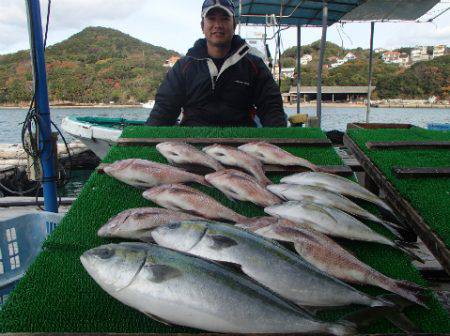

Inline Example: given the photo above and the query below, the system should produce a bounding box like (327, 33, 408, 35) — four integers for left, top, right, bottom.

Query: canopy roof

(341, 0, 440, 21)
(234, 0, 440, 26)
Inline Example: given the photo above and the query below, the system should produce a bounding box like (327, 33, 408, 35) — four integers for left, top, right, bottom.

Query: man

(146, 0, 287, 127)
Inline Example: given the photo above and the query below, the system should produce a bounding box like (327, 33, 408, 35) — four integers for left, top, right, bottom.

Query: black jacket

(146, 35, 287, 127)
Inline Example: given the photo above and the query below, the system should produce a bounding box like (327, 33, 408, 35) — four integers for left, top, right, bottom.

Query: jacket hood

(187, 35, 248, 59)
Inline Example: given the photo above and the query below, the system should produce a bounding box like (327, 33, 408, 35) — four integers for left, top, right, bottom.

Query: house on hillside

(301, 54, 313, 65)
(433, 45, 446, 59)
(399, 53, 410, 67)
(411, 46, 430, 63)
(382, 51, 401, 64)
(343, 52, 356, 61)
(163, 56, 180, 68)
(330, 59, 347, 68)
(281, 67, 295, 79)
(375, 48, 387, 54)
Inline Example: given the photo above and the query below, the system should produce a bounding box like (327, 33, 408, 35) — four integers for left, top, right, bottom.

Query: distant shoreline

(1, 102, 449, 109)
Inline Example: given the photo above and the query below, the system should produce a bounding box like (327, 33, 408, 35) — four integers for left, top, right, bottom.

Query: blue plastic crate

(427, 123, 450, 131)
(0, 211, 64, 307)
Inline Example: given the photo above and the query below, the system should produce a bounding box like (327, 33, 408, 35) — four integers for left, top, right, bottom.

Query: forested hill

(280, 41, 450, 100)
(0, 27, 179, 105)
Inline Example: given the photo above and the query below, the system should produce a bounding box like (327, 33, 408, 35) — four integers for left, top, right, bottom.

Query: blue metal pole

(25, 0, 58, 213)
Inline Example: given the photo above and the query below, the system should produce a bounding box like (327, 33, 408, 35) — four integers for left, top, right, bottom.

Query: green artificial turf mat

(347, 128, 450, 248)
(1, 126, 449, 333)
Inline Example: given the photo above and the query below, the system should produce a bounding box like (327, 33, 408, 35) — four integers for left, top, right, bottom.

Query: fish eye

(95, 248, 115, 259)
(168, 151, 179, 156)
(215, 152, 226, 157)
(167, 222, 181, 230)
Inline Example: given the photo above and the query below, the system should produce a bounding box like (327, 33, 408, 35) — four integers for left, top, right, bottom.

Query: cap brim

(202, 4, 234, 18)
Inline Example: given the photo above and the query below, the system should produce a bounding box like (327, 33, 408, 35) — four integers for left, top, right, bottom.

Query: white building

(343, 52, 356, 61)
(411, 46, 429, 63)
(433, 45, 446, 59)
(375, 48, 387, 54)
(300, 54, 313, 65)
(399, 53, 410, 67)
(280, 67, 295, 79)
(382, 51, 401, 64)
(330, 59, 347, 68)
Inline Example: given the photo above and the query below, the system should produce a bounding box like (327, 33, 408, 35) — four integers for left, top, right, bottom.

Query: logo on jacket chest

(234, 80, 250, 86)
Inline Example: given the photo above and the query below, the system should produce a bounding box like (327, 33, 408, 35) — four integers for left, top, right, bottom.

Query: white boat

(142, 100, 155, 109)
(61, 116, 145, 159)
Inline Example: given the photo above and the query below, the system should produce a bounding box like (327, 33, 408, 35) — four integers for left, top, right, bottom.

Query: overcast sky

(1, 0, 449, 57)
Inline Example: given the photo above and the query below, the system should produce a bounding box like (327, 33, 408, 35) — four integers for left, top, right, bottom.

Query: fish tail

(395, 241, 426, 263)
(386, 280, 428, 308)
(327, 322, 357, 336)
(372, 219, 404, 239)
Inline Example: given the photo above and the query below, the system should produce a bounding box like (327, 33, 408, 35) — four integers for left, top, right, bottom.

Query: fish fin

(388, 281, 428, 308)
(327, 321, 357, 336)
(342, 305, 421, 333)
(219, 187, 238, 203)
(386, 311, 423, 333)
(143, 311, 174, 326)
(208, 234, 238, 250)
(341, 305, 397, 328)
(375, 220, 404, 239)
(217, 260, 244, 274)
(144, 264, 182, 283)
(394, 241, 426, 263)
(197, 176, 212, 187)
(139, 233, 155, 244)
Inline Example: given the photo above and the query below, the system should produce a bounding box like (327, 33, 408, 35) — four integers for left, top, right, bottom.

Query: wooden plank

(347, 123, 413, 130)
(117, 138, 332, 147)
(393, 167, 450, 178)
(343, 134, 450, 276)
(96, 163, 353, 177)
(366, 141, 450, 150)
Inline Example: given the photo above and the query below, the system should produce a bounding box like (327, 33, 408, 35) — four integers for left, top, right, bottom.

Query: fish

(238, 141, 318, 171)
(267, 184, 403, 237)
(81, 242, 355, 335)
(151, 220, 392, 308)
(156, 142, 224, 171)
(265, 201, 423, 262)
(97, 207, 202, 239)
(142, 184, 247, 223)
(103, 159, 208, 188)
(205, 169, 282, 207)
(202, 144, 272, 186)
(236, 217, 426, 307)
(280, 172, 394, 214)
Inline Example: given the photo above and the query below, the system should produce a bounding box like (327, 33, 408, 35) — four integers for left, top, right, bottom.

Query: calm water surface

(0, 106, 449, 143)
(1, 106, 448, 197)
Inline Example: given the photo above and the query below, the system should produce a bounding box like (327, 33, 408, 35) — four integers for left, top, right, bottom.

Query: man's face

(202, 8, 235, 48)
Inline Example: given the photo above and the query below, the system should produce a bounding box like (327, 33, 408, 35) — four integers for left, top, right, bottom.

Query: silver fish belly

(81, 242, 354, 335)
(151, 220, 389, 308)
